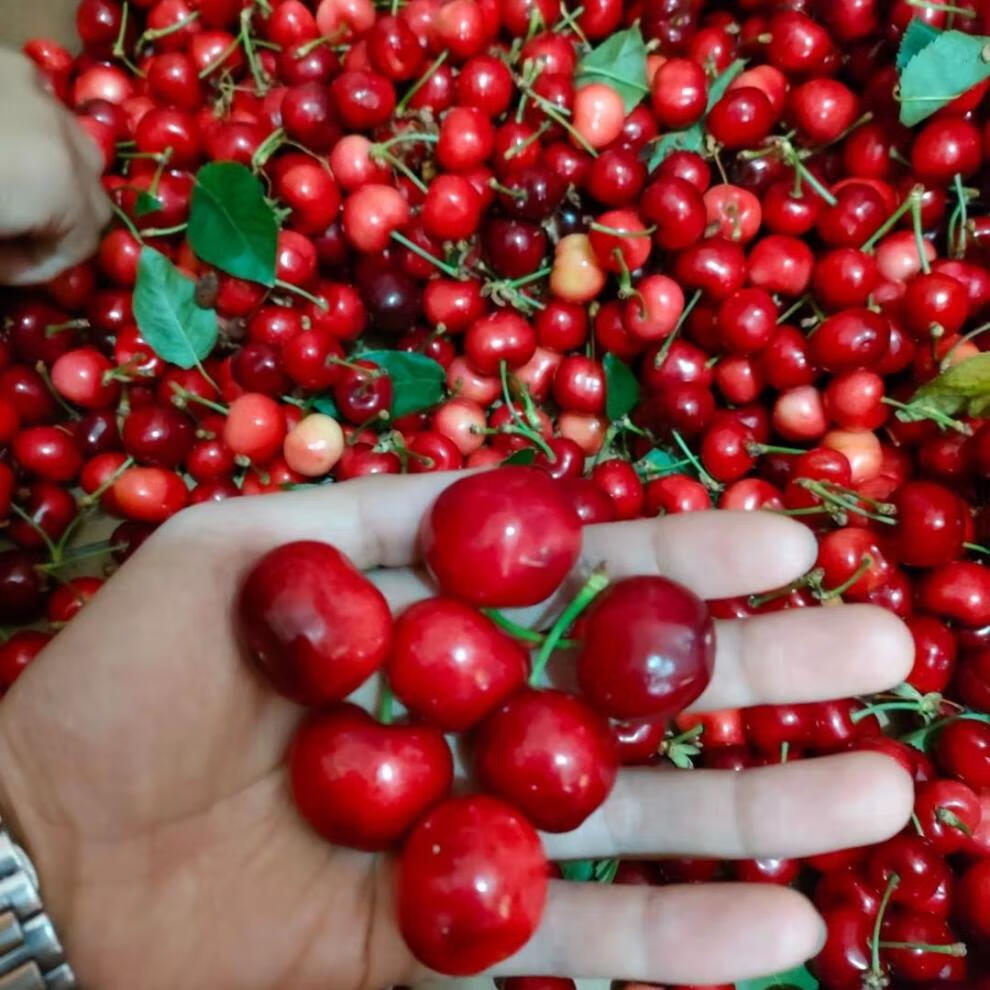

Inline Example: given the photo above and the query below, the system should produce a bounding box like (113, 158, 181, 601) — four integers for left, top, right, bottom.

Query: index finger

(183, 473, 818, 602)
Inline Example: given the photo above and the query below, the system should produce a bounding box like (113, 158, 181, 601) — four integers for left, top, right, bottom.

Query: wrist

(0, 732, 77, 988)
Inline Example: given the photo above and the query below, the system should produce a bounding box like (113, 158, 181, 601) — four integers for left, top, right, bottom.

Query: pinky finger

(490, 881, 825, 986)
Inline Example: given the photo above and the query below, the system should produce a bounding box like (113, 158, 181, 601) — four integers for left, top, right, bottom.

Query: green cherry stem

(390, 231, 461, 278)
(396, 52, 449, 114)
(819, 554, 873, 601)
(378, 680, 394, 725)
(482, 609, 579, 649)
(868, 874, 899, 981)
(529, 567, 609, 687)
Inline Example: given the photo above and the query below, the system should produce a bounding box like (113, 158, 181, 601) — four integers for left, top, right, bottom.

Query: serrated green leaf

(559, 860, 595, 882)
(898, 29, 990, 126)
(311, 394, 340, 418)
(574, 24, 649, 113)
(189, 162, 278, 286)
(645, 60, 745, 171)
(897, 19, 941, 70)
(132, 248, 217, 370)
(907, 352, 990, 418)
(134, 191, 163, 217)
(358, 349, 446, 419)
(736, 964, 819, 990)
(603, 352, 640, 422)
(501, 447, 538, 466)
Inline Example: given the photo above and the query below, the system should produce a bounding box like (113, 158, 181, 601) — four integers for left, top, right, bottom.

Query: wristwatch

(0, 825, 75, 989)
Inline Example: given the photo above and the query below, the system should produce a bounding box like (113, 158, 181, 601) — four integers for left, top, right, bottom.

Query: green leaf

(559, 860, 595, 882)
(736, 964, 819, 990)
(897, 19, 941, 70)
(603, 352, 640, 422)
(646, 128, 705, 171)
(574, 24, 649, 113)
(358, 350, 446, 419)
(635, 447, 681, 478)
(645, 59, 746, 171)
(706, 58, 747, 111)
(134, 191, 163, 217)
(904, 353, 990, 419)
(189, 162, 278, 286)
(501, 448, 538, 466)
(898, 29, 990, 126)
(593, 858, 619, 883)
(132, 248, 218, 370)
(311, 394, 340, 418)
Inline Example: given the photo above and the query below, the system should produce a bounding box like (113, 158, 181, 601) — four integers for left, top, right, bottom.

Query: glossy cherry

(577, 576, 715, 720)
(473, 688, 618, 832)
(397, 795, 548, 975)
(290, 703, 452, 851)
(236, 541, 392, 706)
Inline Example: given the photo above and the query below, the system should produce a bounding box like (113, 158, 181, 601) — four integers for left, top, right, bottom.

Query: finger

(543, 752, 913, 861)
(687, 604, 914, 712)
(581, 510, 818, 599)
(491, 881, 825, 984)
(174, 472, 466, 570)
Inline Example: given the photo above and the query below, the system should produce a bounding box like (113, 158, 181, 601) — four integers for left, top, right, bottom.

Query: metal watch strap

(0, 828, 75, 990)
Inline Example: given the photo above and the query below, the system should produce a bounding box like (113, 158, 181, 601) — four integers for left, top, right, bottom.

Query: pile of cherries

(237, 466, 715, 975)
(0, 0, 990, 985)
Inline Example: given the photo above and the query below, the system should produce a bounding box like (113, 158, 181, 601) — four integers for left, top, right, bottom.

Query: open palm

(0, 473, 916, 989)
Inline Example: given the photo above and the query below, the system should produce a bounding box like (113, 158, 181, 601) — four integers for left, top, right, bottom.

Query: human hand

(0, 49, 110, 285)
(0, 473, 915, 988)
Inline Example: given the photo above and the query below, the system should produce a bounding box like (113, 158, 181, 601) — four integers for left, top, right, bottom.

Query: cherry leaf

(603, 352, 640, 422)
(132, 247, 218, 370)
(635, 447, 681, 478)
(311, 394, 340, 418)
(501, 448, 538, 466)
(736, 965, 819, 990)
(898, 29, 990, 126)
(559, 859, 595, 882)
(897, 19, 941, 70)
(902, 353, 990, 419)
(189, 162, 278, 286)
(645, 59, 746, 171)
(134, 191, 163, 217)
(574, 24, 649, 113)
(358, 349, 446, 419)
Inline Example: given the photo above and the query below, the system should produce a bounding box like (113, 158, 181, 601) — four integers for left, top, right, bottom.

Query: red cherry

(387, 597, 529, 731)
(893, 481, 967, 568)
(880, 910, 966, 983)
(420, 467, 581, 608)
(474, 688, 618, 832)
(913, 778, 982, 856)
(934, 718, 990, 789)
(397, 795, 548, 975)
(236, 541, 391, 706)
(814, 907, 872, 988)
(957, 859, 990, 939)
(0, 630, 51, 688)
(866, 835, 946, 907)
(918, 561, 990, 627)
(289, 703, 452, 851)
(577, 576, 715, 720)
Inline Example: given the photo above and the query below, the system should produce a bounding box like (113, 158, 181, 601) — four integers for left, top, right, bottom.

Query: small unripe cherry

(341, 184, 410, 252)
(572, 83, 625, 149)
(223, 393, 285, 464)
(823, 428, 882, 484)
(432, 398, 486, 456)
(558, 411, 606, 454)
(551, 234, 606, 303)
(283, 413, 345, 477)
(773, 385, 827, 442)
